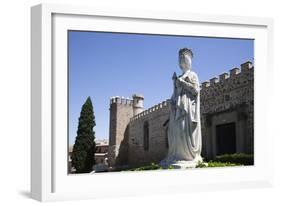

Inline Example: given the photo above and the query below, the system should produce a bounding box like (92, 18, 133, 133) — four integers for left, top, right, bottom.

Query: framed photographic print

(31, 3, 274, 201)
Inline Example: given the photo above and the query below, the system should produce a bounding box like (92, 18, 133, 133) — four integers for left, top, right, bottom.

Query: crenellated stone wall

(128, 100, 171, 167)
(200, 61, 254, 159)
(200, 61, 253, 114)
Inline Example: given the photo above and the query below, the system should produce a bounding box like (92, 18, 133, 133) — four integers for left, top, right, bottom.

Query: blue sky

(68, 31, 254, 145)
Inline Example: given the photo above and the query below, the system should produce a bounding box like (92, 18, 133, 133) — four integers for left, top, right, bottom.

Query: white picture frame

(31, 3, 274, 202)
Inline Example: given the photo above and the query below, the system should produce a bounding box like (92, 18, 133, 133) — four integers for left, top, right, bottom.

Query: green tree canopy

(71, 97, 96, 173)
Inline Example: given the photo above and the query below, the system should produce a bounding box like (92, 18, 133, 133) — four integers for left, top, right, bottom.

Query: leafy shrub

(214, 153, 254, 165)
(167, 165, 174, 169)
(127, 162, 179, 171)
(129, 163, 163, 171)
(196, 161, 240, 168)
(124, 154, 253, 172)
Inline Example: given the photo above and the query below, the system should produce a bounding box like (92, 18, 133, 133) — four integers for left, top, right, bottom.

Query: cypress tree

(71, 97, 96, 173)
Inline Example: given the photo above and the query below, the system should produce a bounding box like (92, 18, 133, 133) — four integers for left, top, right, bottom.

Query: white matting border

(31, 3, 274, 201)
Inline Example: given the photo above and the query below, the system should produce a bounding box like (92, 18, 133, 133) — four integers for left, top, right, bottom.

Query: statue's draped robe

(166, 70, 202, 162)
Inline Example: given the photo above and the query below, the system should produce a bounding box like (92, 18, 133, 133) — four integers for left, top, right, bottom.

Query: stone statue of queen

(161, 48, 203, 168)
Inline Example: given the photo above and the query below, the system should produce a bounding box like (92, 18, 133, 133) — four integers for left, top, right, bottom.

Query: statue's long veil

(164, 71, 202, 164)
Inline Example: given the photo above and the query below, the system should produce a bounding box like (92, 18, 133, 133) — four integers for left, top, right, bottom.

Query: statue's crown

(179, 48, 193, 58)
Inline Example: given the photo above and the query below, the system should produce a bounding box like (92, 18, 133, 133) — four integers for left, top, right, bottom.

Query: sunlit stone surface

(160, 48, 202, 169)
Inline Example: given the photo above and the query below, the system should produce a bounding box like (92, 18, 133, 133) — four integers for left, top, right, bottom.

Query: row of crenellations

(130, 99, 171, 122)
(110, 96, 134, 105)
(200, 61, 253, 89)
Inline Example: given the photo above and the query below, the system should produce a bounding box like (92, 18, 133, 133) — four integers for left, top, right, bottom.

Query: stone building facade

(95, 144, 108, 164)
(108, 61, 254, 169)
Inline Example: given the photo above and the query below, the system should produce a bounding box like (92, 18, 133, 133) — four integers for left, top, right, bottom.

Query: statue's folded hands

(177, 79, 198, 96)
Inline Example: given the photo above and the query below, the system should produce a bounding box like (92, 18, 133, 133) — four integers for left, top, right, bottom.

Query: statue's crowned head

(179, 48, 193, 73)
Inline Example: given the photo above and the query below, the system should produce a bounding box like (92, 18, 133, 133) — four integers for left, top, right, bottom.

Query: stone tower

(132, 94, 144, 116)
(108, 95, 144, 168)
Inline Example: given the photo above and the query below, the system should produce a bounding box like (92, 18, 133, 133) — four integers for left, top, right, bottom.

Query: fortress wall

(200, 61, 254, 158)
(128, 100, 170, 167)
(200, 61, 254, 114)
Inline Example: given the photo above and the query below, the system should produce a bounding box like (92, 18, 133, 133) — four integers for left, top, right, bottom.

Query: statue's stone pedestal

(160, 160, 198, 169)
(160, 155, 204, 169)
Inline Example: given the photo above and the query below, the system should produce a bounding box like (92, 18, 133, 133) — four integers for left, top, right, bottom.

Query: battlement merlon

(241, 61, 253, 72)
(200, 61, 253, 89)
(210, 77, 219, 85)
(219, 73, 229, 81)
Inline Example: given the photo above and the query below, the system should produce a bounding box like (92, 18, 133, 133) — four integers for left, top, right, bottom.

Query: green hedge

(124, 153, 253, 171)
(196, 161, 240, 168)
(129, 163, 162, 171)
(127, 163, 174, 171)
(128, 161, 240, 170)
(214, 153, 254, 165)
